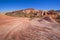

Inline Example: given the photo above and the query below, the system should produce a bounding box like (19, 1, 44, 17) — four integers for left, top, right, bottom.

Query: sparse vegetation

(56, 15, 60, 19)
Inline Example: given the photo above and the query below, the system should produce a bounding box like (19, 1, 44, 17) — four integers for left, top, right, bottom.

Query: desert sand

(0, 14, 60, 40)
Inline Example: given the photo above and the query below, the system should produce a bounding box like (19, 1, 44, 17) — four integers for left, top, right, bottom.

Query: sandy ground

(0, 14, 60, 40)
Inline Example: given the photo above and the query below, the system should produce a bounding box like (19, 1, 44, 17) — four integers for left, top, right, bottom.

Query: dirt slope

(0, 14, 60, 40)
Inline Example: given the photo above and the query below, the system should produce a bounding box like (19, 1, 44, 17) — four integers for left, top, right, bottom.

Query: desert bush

(56, 15, 60, 19)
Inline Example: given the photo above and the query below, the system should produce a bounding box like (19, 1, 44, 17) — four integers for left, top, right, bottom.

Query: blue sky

(0, 0, 60, 12)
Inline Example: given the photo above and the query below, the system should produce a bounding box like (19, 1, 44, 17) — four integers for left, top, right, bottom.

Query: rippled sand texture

(0, 14, 60, 40)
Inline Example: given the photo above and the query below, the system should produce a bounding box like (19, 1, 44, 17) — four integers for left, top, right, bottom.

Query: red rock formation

(0, 14, 60, 40)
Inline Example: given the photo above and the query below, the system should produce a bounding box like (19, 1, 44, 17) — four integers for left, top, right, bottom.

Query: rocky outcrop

(5, 8, 59, 19)
(5, 8, 60, 23)
(5, 8, 43, 18)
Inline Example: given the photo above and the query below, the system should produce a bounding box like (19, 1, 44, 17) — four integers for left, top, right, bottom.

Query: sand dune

(0, 14, 60, 40)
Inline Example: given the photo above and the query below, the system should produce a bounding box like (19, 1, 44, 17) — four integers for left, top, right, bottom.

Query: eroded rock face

(0, 15, 60, 40)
